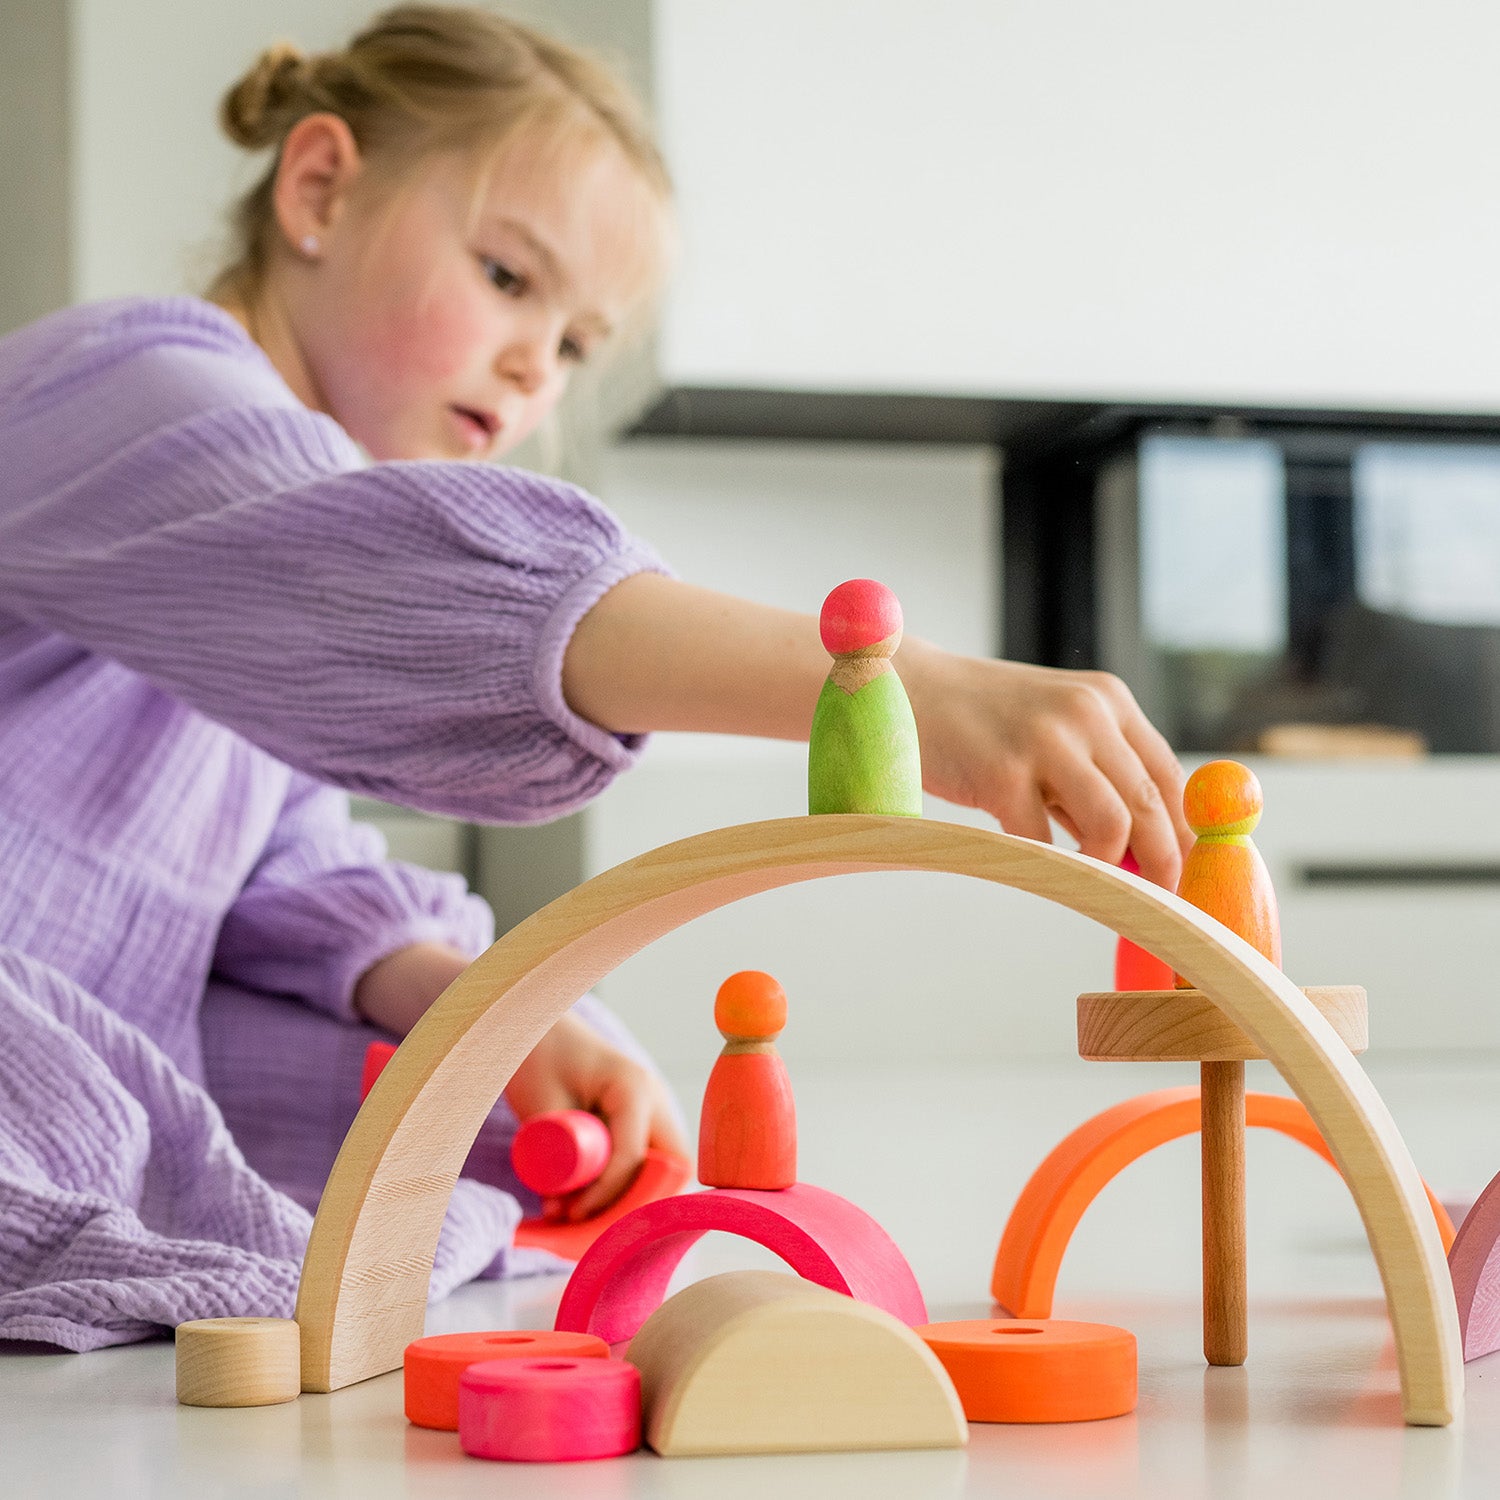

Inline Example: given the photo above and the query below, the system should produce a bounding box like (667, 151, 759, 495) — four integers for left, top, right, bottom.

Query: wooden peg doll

(698, 970, 797, 1190)
(808, 579, 922, 817)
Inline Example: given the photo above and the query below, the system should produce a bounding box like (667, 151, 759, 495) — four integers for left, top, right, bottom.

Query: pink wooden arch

(553, 1182, 926, 1345)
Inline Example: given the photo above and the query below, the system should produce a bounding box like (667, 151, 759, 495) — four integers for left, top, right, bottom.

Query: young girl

(0, 5, 1188, 1350)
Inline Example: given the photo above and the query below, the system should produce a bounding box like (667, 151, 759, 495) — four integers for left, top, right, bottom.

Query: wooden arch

(294, 815, 1461, 1425)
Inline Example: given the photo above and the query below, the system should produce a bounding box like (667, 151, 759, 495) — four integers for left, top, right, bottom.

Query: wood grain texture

(1201, 1060, 1248, 1366)
(625, 1270, 966, 1455)
(293, 815, 1460, 1425)
(175, 1317, 300, 1408)
(1077, 986, 1369, 1061)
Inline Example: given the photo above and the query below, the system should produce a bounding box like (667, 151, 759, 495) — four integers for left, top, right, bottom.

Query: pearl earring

(300, 234, 320, 257)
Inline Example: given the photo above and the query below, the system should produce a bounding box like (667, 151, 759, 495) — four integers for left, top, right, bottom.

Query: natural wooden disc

(176, 1317, 301, 1408)
(1077, 986, 1367, 1062)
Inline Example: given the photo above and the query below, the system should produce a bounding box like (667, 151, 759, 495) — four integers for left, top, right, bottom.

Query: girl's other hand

(503, 1011, 688, 1220)
(900, 641, 1192, 891)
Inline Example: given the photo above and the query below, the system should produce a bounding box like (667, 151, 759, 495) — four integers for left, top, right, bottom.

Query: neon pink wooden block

(359, 1040, 398, 1102)
(512, 1109, 612, 1198)
(553, 1181, 927, 1346)
(458, 1356, 641, 1462)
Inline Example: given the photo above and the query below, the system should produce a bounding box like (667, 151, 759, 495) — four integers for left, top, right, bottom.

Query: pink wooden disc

(512, 1110, 612, 1197)
(459, 1356, 642, 1462)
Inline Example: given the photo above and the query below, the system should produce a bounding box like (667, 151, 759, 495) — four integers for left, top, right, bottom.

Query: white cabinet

(651, 1, 1500, 412)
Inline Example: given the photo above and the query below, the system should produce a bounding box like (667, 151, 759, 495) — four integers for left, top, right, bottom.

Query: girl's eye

(481, 257, 523, 294)
(559, 335, 588, 364)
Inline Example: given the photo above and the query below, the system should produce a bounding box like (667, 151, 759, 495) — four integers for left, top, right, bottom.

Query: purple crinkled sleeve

(0, 297, 672, 825)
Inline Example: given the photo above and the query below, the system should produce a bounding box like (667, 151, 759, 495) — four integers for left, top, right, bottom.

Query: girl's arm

(562, 572, 1192, 891)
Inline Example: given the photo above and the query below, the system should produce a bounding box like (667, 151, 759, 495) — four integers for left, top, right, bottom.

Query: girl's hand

(503, 1010, 688, 1220)
(354, 943, 687, 1219)
(899, 640, 1193, 891)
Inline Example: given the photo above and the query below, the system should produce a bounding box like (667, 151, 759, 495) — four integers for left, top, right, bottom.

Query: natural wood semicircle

(293, 814, 1462, 1426)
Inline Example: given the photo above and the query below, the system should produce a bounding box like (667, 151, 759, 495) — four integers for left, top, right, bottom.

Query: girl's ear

(271, 112, 363, 257)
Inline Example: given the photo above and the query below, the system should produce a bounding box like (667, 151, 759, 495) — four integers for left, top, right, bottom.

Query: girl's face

(282, 131, 652, 462)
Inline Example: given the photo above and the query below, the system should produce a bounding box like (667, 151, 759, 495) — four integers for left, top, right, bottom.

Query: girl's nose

(497, 321, 562, 395)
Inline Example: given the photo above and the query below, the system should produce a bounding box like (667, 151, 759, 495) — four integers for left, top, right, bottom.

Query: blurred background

(7, 0, 1500, 1078)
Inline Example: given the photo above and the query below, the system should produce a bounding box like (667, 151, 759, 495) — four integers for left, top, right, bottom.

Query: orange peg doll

(1174, 759, 1280, 985)
(697, 971, 797, 1191)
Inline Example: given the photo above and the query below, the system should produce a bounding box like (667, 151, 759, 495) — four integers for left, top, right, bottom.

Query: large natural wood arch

(294, 815, 1461, 1425)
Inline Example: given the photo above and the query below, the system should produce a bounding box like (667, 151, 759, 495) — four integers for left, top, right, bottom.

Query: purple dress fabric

(0, 297, 668, 1349)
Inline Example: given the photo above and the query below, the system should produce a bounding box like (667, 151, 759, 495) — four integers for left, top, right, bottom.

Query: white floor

(7, 1057, 1500, 1499)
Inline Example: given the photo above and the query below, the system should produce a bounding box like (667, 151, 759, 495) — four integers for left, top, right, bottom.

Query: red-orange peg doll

(1173, 760, 1281, 986)
(697, 971, 797, 1191)
(1114, 850, 1176, 990)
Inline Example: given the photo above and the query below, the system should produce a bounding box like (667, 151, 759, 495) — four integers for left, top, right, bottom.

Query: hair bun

(220, 41, 310, 149)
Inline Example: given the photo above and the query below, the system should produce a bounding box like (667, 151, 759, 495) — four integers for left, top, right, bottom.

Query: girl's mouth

(451, 406, 500, 451)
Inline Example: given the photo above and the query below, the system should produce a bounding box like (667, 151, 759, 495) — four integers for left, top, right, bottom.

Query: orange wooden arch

(292, 815, 1461, 1425)
(991, 1085, 1456, 1319)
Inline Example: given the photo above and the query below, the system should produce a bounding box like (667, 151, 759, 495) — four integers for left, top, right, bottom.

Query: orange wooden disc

(916, 1319, 1136, 1423)
(404, 1329, 609, 1430)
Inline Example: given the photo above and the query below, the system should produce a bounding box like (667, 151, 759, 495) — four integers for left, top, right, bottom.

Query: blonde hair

(209, 4, 672, 312)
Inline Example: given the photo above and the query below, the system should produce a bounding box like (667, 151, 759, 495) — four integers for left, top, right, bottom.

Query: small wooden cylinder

(1201, 1061, 1247, 1367)
(176, 1317, 301, 1407)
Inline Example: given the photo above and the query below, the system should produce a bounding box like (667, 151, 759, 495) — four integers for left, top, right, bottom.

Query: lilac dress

(0, 297, 667, 1349)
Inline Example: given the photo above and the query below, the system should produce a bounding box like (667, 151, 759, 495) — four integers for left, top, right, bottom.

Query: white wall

(655, 0, 1500, 412)
(69, 0, 378, 301)
(67, 2, 1500, 414)
(65, 0, 641, 301)
(596, 438, 999, 648)
(0, 0, 70, 334)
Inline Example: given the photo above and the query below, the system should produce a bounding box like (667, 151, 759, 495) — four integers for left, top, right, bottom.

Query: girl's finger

(1084, 730, 1183, 890)
(1093, 678, 1191, 854)
(568, 1075, 652, 1220)
(1040, 753, 1133, 870)
(984, 778, 1054, 845)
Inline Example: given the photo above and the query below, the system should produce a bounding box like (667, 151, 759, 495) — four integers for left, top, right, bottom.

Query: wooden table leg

(1201, 1059, 1247, 1366)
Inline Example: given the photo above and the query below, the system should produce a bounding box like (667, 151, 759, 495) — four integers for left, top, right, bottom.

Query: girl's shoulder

(0, 296, 279, 413)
